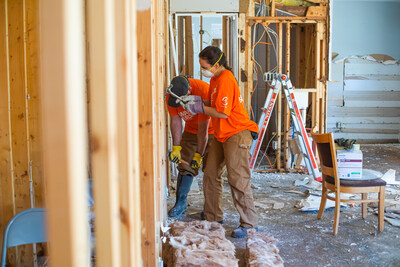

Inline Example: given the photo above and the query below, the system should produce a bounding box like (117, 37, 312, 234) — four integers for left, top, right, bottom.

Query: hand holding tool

(177, 95, 204, 114)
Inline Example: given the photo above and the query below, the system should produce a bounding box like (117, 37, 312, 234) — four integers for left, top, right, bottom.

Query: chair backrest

(1, 208, 47, 266)
(310, 131, 340, 186)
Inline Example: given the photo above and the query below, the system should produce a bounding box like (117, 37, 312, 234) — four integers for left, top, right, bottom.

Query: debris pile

(163, 221, 238, 267)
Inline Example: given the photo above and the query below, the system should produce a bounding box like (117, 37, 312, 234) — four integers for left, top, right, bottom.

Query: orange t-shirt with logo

(166, 78, 213, 135)
(208, 70, 258, 142)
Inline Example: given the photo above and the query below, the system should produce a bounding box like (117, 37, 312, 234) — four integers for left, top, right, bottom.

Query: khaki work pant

(203, 129, 258, 228)
(178, 131, 215, 176)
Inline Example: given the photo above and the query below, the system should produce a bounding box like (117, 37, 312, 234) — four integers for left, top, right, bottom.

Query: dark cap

(167, 76, 190, 107)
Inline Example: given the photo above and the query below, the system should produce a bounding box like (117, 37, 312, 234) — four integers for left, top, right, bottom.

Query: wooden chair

(311, 131, 386, 235)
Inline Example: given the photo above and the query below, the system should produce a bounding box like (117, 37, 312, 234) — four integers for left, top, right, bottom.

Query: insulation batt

(246, 229, 284, 267)
(163, 221, 238, 267)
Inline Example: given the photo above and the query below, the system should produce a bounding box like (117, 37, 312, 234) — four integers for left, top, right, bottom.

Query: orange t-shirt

(166, 78, 213, 135)
(208, 70, 258, 142)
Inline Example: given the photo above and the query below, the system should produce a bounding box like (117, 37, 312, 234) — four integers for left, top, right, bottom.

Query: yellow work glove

(191, 152, 203, 170)
(168, 145, 182, 163)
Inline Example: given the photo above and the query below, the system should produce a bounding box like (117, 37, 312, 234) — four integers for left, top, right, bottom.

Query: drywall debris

(294, 177, 309, 186)
(363, 54, 397, 65)
(252, 183, 262, 189)
(246, 229, 284, 267)
(381, 169, 400, 185)
(293, 177, 322, 191)
(273, 202, 285, 210)
(163, 221, 238, 267)
(296, 195, 346, 212)
(384, 212, 400, 228)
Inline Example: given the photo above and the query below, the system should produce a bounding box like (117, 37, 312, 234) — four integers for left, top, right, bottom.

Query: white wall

(328, 0, 400, 142)
(332, 0, 400, 60)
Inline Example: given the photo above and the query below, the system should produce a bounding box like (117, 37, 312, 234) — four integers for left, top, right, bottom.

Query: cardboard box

(336, 149, 363, 179)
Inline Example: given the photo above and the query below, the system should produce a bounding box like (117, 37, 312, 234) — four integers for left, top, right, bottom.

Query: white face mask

(201, 69, 214, 78)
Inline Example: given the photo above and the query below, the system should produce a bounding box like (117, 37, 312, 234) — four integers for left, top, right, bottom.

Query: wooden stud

(247, 17, 324, 24)
(87, 0, 124, 265)
(178, 16, 184, 74)
(87, 0, 143, 266)
(283, 23, 290, 170)
(7, 0, 32, 263)
(137, 2, 157, 266)
(238, 13, 247, 100)
(0, 0, 16, 264)
(184, 16, 193, 76)
(40, 0, 89, 265)
(222, 16, 228, 61)
(271, 0, 276, 17)
(245, 0, 254, 116)
(276, 23, 282, 171)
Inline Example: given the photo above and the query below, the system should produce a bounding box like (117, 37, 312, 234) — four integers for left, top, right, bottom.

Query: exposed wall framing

(0, 0, 44, 265)
(246, 0, 329, 172)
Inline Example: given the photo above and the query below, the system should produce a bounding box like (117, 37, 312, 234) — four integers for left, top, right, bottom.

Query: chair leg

(361, 193, 367, 219)
(333, 193, 341, 235)
(318, 187, 327, 219)
(378, 186, 385, 232)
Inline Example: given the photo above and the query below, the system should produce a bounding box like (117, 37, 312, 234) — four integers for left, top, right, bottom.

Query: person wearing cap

(166, 76, 217, 218)
(177, 46, 259, 238)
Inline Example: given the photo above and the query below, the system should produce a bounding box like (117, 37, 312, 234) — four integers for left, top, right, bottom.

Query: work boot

(231, 226, 258, 238)
(168, 174, 193, 218)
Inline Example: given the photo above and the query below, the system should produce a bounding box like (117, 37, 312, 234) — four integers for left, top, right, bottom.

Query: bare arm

(170, 115, 183, 145)
(203, 106, 228, 119)
(196, 119, 210, 155)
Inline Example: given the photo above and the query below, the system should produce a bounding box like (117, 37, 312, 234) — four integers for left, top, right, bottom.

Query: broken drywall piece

(363, 54, 397, 65)
(294, 177, 309, 186)
(296, 195, 346, 212)
(285, 190, 306, 195)
(381, 169, 400, 185)
(384, 217, 400, 228)
(332, 52, 339, 61)
(251, 183, 262, 189)
(246, 229, 284, 267)
(255, 201, 272, 210)
(273, 202, 285, 210)
(293, 177, 322, 191)
(333, 54, 399, 65)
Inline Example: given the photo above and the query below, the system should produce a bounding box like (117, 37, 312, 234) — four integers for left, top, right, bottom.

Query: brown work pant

(203, 129, 258, 228)
(178, 131, 214, 176)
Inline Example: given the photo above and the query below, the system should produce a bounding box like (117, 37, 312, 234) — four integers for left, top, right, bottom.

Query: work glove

(191, 152, 203, 170)
(168, 145, 182, 163)
(177, 95, 204, 115)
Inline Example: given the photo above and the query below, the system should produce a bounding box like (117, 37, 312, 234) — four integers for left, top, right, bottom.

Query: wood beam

(184, 16, 193, 76)
(8, 0, 32, 263)
(276, 23, 283, 171)
(284, 23, 291, 170)
(40, 0, 89, 266)
(137, 0, 158, 265)
(0, 0, 16, 264)
(247, 17, 324, 24)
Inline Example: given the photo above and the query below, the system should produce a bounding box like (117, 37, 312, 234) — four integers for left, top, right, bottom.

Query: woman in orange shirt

(179, 46, 259, 238)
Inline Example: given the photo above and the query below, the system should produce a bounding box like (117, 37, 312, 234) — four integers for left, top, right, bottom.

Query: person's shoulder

(190, 78, 209, 87)
(190, 78, 209, 93)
